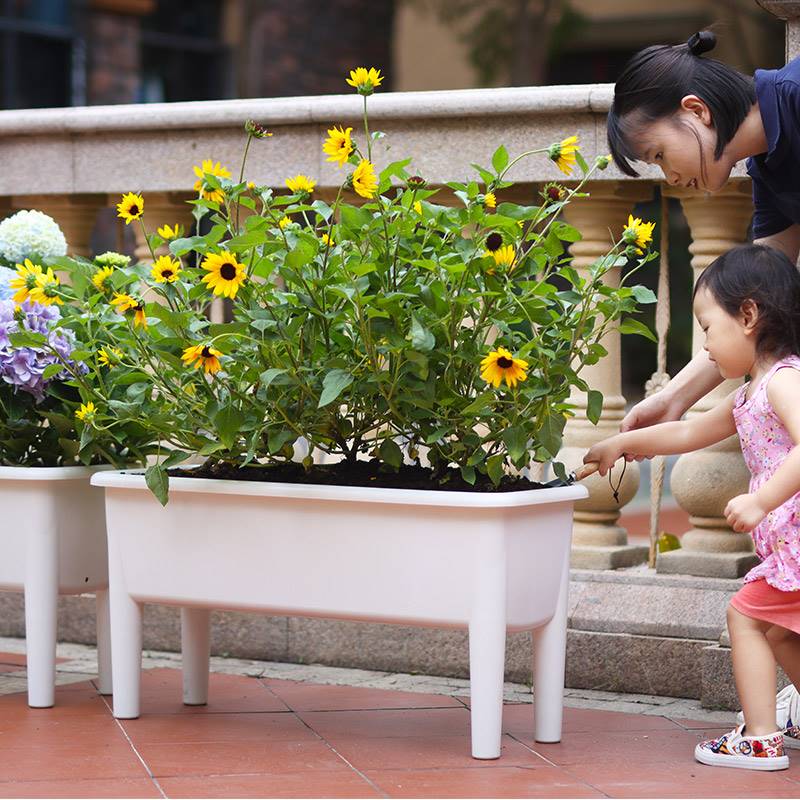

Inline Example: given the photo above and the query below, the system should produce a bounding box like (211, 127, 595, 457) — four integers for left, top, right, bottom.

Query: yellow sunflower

(413, 200, 423, 215)
(92, 265, 114, 293)
(352, 159, 378, 199)
(321, 232, 334, 247)
(151, 255, 182, 284)
(285, 174, 317, 195)
(75, 402, 96, 423)
(29, 266, 63, 306)
(323, 125, 354, 167)
(346, 67, 384, 94)
(10, 259, 44, 304)
(116, 192, 145, 225)
(157, 223, 183, 240)
(193, 159, 231, 204)
(110, 292, 147, 328)
(548, 136, 579, 176)
(480, 347, 529, 389)
(483, 192, 497, 209)
(200, 251, 247, 299)
(181, 343, 223, 375)
(278, 216, 292, 230)
(489, 244, 517, 273)
(622, 214, 656, 253)
(97, 347, 123, 368)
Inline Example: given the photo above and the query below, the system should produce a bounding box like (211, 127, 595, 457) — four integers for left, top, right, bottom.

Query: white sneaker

(736, 684, 800, 749)
(695, 724, 788, 770)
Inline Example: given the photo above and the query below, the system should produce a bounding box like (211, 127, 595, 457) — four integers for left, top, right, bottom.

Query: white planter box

(0, 466, 112, 706)
(92, 469, 586, 759)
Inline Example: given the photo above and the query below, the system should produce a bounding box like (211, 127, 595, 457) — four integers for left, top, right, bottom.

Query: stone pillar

(13, 194, 107, 258)
(557, 181, 654, 570)
(658, 181, 758, 578)
(129, 191, 195, 263)
(755, 1, 800, 59)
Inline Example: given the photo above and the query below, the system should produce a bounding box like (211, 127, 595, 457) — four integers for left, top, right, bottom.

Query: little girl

(583, 244, 800, 771)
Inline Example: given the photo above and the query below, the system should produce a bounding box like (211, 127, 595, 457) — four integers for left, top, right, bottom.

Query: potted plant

(73, 68, 656, 757)
(0, 215, 152, 707)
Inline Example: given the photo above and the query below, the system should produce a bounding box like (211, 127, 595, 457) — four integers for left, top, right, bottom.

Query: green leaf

(160, 449, 192, 469)
(459, 464, 476, 485)
(42, 364, 63, 379)
(632, 285, 657, 304)
(619, 318, 657, 342)
(538, 411, 564, 458)
(285, 241, 315, 270)
(145, 464, 169, 506)
(586, 389, 603, 425)
(462, 392, 495, 415)
(259, 368, 287, 390)
(378, 438, 403, 469)
(409, 314, 435, 352)
(318, 368, 353, 408)
(226, 230, 268, 249)
(169, 236, 208, 256)
(340, 204, 373, 231)
(502, 426, 527, 462)
(213, 405, 243, 450)
(491, 144, 509, 174)
(9, 331, 47, 348)
(486, 453, 505, 486)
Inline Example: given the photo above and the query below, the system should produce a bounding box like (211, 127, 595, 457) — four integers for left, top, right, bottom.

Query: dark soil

(169, 458, 548, 493)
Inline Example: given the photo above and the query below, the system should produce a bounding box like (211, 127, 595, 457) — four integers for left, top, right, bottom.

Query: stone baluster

(557, 181, 654, 569)
(13, 194, 106, 258)
(657, 181, 758, 577)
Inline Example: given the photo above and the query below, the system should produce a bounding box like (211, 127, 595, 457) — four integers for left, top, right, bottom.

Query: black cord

(609, 457, 627, 504)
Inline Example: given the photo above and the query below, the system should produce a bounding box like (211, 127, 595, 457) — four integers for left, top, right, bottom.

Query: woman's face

(634, 96, 736, 193)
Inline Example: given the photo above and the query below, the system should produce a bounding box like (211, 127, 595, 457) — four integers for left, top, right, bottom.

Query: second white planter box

(92, 469, 586, 759)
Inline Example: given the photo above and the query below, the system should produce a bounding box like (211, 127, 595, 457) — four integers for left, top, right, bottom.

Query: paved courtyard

(0, 638, 799, 798)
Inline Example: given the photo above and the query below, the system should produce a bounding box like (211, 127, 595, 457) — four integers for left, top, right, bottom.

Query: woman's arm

(754, 224, 800, 264)
(584, 390, 738, 476)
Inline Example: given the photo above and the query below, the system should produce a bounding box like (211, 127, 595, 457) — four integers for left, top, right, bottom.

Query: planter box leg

(532, 554, 569, 742)
(110, 588, 142, 719)
(24, 527, 58, 708)
(468, 559, 506, 760)
(181, 607, 210, 705)
(95, 589, 112, 695)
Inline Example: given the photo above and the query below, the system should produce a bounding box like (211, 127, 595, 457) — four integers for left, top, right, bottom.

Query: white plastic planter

(0, 466, 112, 706)
(92, 470, 586, 759)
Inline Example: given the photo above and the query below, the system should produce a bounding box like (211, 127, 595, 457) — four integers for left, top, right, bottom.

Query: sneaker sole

(694, 745, 789, 771)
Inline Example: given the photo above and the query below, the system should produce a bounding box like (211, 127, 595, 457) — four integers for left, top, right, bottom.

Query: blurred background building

(0, 0, 786, 398)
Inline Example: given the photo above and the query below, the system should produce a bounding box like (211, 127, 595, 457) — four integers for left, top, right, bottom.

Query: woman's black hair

(608, 31, 755, 177)
(693, 244, 800, 359)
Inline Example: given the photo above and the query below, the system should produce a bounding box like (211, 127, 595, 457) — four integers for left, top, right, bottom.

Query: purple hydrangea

(0, 299, 83, 402)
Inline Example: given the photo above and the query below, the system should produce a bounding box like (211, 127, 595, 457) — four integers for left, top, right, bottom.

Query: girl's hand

(583, 436, 625, 477)
(724, 493, 768, 533)
(620, 392, 683, 462)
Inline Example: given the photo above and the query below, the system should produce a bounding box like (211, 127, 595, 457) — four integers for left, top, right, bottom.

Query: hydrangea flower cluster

(0, 299, 82, 401)
(0, 210, 67, 264)
(0, 266, 14, 301)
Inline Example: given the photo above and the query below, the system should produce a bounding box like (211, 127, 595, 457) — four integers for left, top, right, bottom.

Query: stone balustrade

(0, 83, 757, 578)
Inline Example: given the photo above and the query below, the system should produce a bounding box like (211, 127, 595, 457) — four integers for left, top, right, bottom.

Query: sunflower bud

(407, 175, 427, 189)
(302, 454, 314, 470)
(541, 183, 566, 204)
(596, 154, 612, 170)
(244, 120, 274, 139)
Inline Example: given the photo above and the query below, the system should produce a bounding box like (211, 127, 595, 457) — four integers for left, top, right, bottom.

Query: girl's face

(635, 96, 735, 193)
(693, 286, 757, 379)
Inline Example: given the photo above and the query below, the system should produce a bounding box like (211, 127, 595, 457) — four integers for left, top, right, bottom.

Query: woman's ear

(681, 95, 712, 126)
(740, 298, 759, 333)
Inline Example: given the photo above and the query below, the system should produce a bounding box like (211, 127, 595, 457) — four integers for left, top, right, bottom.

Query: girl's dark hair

(693, 244, 800, 358)
(608, 31, 755, 177)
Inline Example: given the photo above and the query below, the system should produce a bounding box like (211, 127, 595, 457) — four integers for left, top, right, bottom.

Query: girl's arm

(584, 390, 738, 476)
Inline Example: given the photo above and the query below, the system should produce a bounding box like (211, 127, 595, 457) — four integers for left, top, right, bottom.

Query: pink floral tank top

(733, 355, 800, 592)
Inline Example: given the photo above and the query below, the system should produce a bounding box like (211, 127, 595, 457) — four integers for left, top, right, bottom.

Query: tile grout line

(97, 686, 169, 800)
(260, 680, 389, 799)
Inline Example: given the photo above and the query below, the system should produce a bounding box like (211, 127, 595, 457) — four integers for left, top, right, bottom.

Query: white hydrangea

(0, 210, 67, 264)
(0, 266, 14, 301)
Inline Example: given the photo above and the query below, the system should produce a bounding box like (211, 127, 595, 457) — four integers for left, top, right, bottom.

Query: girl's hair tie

(687, 31, 716, 56)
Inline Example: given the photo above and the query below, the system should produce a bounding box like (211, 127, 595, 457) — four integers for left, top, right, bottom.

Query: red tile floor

(1, 652, 800, 798)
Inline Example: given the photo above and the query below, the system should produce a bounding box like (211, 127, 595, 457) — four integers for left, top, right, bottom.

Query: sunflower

(182, 343, 223, 375)
(193, 159, 231, 204)
(75, 401, 96, 423)
(151, 255, 182, 284)
(285, 174, 317, 195)
(92, 265, 114, 293)
(110, 292, 147, 328)
(548, 136, 579, 176)
(10, 259, 44, 304)
(622, 214, 656, 253)
(157, 223, 183, 240)
(352, 159, 378, 199)
(483, 192, 497, 209)
(489, 244, 517, 273)
(97, 347, 123, 368)
(541, 182, 566, 204)
(200, 251, 247, 299)
(480, 347, 529, 389)
(278, 216, 292, 230)
(29, 266, 63, 306)
(323, 125, 354, 167)
(346, 67, 383, 94)
(321, 232, 334, 247)
(413, 200, 423, 215)
(484, 232, 503, 253)
(116, 192, 145, 225)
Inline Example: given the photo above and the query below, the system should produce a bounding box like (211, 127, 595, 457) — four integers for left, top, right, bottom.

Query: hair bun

(687, 31, 716, 56)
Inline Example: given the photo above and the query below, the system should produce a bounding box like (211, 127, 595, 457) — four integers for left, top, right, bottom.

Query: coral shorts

(730, 579, 800, 636)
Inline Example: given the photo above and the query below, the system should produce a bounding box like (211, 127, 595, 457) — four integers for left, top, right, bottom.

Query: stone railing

(0, 82, 757, 579)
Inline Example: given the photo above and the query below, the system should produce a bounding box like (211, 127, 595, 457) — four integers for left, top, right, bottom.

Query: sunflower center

(485, 233, 503, 252)
(220, 262, 237, 280)
(497, 357, 513, 369)
(201, 346, 213, 358)
(161, 269, 173, 279)
(129, 205, 140, 216)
